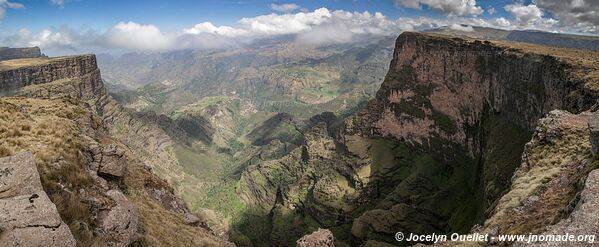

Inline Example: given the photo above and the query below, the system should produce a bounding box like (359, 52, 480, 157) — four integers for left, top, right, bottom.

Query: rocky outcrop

(0, 47, 44, 61)
(0, 152, 76, 247)
(519, 169, 599, 246)
(98, 190, 139, 246)
(296, 228, 335, 247)
(91, 143, 128, 179)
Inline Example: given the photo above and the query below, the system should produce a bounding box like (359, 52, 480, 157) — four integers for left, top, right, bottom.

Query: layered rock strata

(0, 47, 44, 61)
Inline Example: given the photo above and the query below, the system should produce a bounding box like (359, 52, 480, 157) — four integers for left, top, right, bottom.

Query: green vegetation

(432, 110, 458, 134)
(303, 84, 339, 97)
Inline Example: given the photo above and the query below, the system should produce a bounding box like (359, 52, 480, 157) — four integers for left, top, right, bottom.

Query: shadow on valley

(221, 108, 531, 246)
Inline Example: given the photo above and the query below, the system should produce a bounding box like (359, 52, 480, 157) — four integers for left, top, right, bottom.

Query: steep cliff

(0, 47, 44, 61)
(236, 32, 599, 246)
(0, 55, 232, 246)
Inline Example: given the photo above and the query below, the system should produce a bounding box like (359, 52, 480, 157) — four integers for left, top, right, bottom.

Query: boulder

(0, 152, 76, 247)
(97, 144, 127, 178)
(0, 152, 43, 199)
(183, 212, 201, 225)
(296, 228, 335, 247)
(98, 189, 139, 247)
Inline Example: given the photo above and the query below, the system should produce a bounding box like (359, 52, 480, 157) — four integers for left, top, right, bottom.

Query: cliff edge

(237, 32, 599, 246)
(0, 54, 232, 246)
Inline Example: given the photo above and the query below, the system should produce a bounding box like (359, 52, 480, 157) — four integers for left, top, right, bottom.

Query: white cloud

(103, 22, 175, 51)
(270, 3, 300, 12)
(395, 0, 483, 16)
(183, 22, 250, 37)
(493, 17, 512, 28)
(49, 0, 65, 7)
(0, 0, 24, 20)
(1, 5, 593, 55)
(504, 2, 559, 30)
(504, 3, 544, 26)
(2, 26, 98, 52)
(535, 0, 599, 33)
(449, 24, 474, 32)
(183, 8, 408, 45)
(239, 8, 332, 36)
(487, 7, 495, 15)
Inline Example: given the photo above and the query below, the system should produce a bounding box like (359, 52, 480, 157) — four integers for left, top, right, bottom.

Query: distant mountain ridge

(426, 26, 599, 51)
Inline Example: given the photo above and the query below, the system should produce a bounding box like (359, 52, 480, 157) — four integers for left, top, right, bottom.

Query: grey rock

(516, 169, 599, 246)
(0, 152, 76, 247)
(0, 193, 76, 247)
(0, 152, 43, 199)
(98, 189, 139, 247)
(183, 212, 201, 225)
(98, 144, 127, 178)
(297, 228, 335, 247)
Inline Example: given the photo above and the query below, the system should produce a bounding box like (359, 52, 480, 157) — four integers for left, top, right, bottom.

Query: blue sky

(2, 0, 516, 33)
(0, 0, 596, 55)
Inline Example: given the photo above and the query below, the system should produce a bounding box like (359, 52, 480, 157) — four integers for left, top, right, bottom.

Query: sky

(0, 0, 597, 55)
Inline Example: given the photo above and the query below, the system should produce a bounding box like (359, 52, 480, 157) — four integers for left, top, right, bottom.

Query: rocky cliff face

(0, 55, 99, 96)
(0, 47, 44, 61)
(0, 55, 232, 246)
(348, 32, 593, 145)
(237, 32, 599, 246)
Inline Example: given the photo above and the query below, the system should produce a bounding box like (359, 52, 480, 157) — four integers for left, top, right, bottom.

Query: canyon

(1, 30, 598, 247)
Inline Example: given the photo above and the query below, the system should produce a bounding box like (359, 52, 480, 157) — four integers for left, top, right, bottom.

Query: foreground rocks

(0, 152, 76, 247)
(296, 229, 335, 247)
(98, 190, 139, 246)
(516, 169, 599, 246)
(0, 53, 233, 246)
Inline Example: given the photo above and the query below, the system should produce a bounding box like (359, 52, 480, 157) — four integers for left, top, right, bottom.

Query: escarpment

(237, 32, 599, 246)
(0, 54, 232, 246)
(0, 47, 44, 61)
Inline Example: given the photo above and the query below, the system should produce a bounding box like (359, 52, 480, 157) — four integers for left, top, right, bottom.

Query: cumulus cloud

(504, 2, 544, 26)
(183, 22, 250, 37)
(2, 26, 99, 53)
(0, 0, 24, 20)
(103, 22, 176, 51)
(2, 5, 592, 55)
(449, 24, 474, 32)
(270, 3, 300, 12)
(395, 0, 483, 16)
(493, 17, 512, 28)
(183, 8, 410, 45)
(504, 2, 558, 30)
(1, 8, 501, 54)
(535, 0, 599, 33)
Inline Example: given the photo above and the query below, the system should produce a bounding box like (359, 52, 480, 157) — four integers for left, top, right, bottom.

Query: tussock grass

(0, 97, 103, 244)
(1, 96, 228, 246)
(124, 155, 227, 246)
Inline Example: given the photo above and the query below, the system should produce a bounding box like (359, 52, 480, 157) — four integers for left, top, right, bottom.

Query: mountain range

(1, 27, 599, 246)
